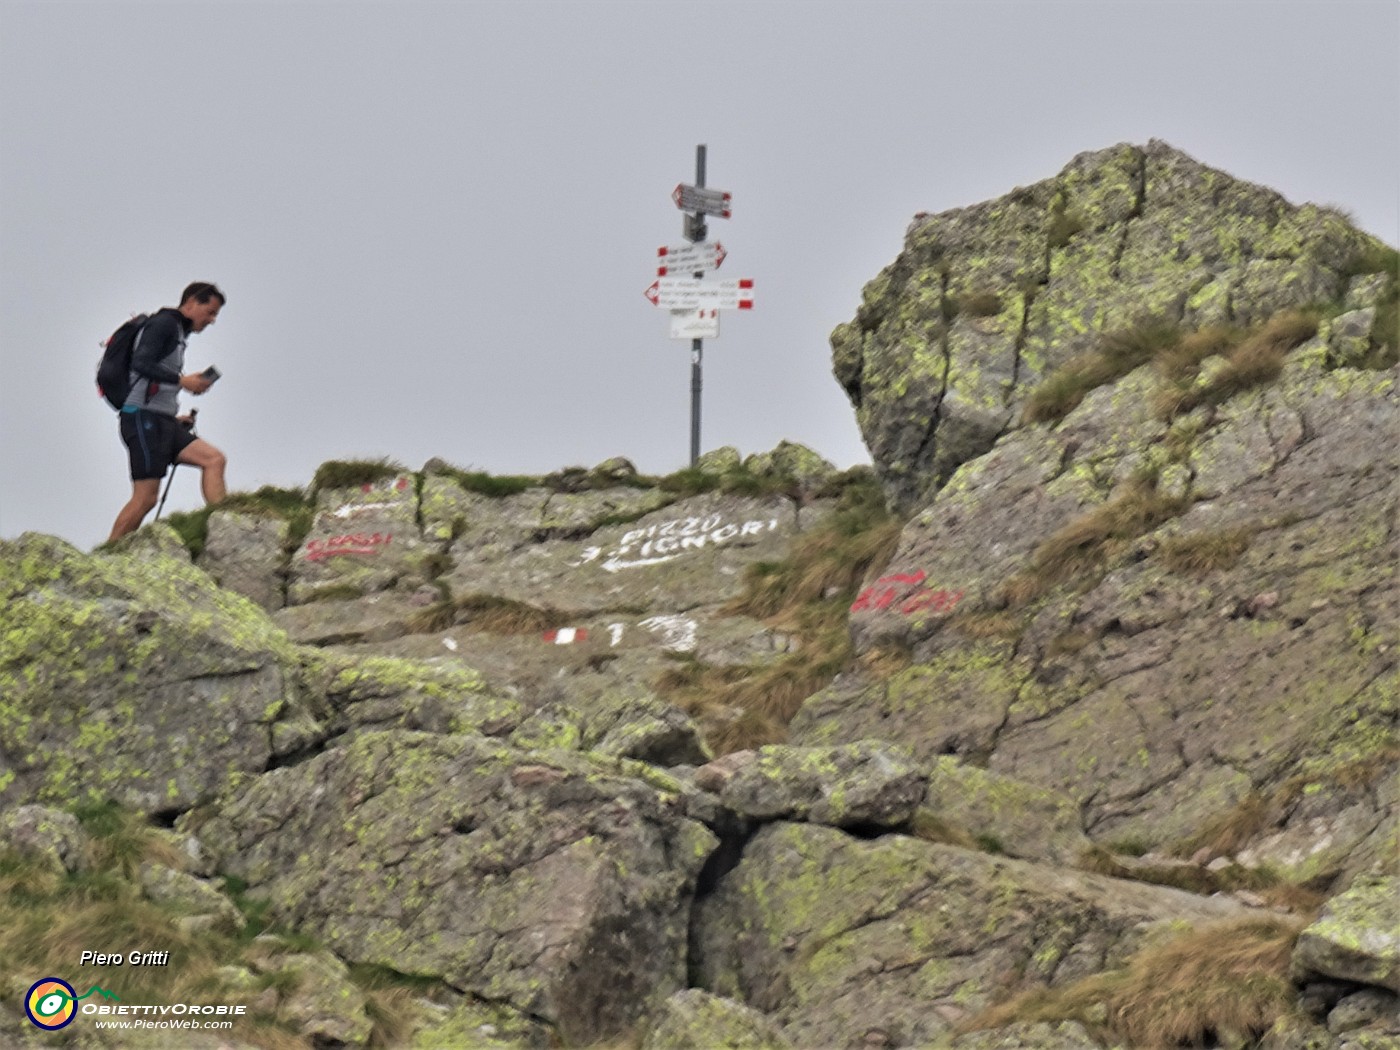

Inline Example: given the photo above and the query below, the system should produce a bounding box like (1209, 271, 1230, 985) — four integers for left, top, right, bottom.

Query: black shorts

(119, 410, 198, 481)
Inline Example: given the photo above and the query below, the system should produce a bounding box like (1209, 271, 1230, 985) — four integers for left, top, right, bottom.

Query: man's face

(182, 297, 223, 332)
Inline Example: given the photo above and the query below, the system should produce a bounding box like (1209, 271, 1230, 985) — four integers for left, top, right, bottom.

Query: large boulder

(288, 473, 431, 604)
(1292, 874, 1400, 992)
(192, 730, 717, 1045)
(197, 509, 290, 611)
(797, 353, 1399, 854)
(0, 531, 519, 816)
(693, 822, 1244, 1048)
(832, 139, 1387, 511)
(0, 531, 303, 813)
(709, 742, 927, 829)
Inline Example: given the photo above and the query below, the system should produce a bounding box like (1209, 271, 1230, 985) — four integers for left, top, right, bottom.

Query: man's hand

(179, 373, 213, 395)
(176, 413, 196, 429)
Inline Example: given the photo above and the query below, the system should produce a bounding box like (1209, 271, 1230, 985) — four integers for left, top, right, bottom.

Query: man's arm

(129, 313, 183, 383)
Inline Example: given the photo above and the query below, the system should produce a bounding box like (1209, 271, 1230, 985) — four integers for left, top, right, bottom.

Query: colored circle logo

(25, 978, 77, 1030)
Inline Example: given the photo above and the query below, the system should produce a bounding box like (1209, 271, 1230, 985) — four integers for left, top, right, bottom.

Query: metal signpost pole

(689, 144, 706, 467)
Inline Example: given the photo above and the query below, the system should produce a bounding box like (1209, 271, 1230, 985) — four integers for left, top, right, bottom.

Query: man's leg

(177, 439, 227, 505)
(109, 479, 162, 541)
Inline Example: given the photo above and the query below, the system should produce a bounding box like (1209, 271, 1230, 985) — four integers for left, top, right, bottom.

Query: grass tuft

(1003, 474, 1189, 606)
(311, 458, 408, 493)
(1023, 318, 1180, 424)
(434, 467, 541, 497)
(960, 915, 1304, 1046)
(74, 799, 184, 877)
(1158, 310, 1319, 420)
(409, 592, 570, 636)
(1157, 526, 1253, 577)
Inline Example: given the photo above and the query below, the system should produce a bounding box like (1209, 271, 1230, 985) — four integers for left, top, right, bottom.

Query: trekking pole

(154, 409, 197, 522)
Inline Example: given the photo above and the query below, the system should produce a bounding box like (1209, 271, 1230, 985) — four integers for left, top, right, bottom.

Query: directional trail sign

(656, 242, 726, 276)
(670, 308, 719, 340)
(644, 278, 754, 311)
(672, 183, 732, 218)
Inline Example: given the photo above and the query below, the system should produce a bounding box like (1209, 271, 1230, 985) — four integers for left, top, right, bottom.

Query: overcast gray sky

(2, 0, 1396, 550)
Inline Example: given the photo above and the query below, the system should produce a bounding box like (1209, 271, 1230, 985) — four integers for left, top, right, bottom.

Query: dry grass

(1043, 628, 1098, 657)
(909, 811, 981, 850)
(1046, 203, 1086, 249)
(1023, 318, 1181, 424)
(1022, 357, 1116, 423)
(1002, 475, 1189, 607)
(707, 706, 788, 756)
(960, 915, 1305, 1047)
(1076, 846, 1324, 911)
(1157, 526, 1254, 577)
(1158, 310, 1319, 420)
(1154, 324, 1244, 381)
(0, 840, 302, 1046)
(75, 800, 186, 877)
(410, 592, 571, 636)
(1171, 786, 1299, 861)
(857, 642, 916, 680)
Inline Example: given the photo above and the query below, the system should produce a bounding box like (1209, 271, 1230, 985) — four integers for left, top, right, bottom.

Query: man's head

(178, 282, 226, 332)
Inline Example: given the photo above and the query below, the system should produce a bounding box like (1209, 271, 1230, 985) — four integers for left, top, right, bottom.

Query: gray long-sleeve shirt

(121, 308, 189, 417)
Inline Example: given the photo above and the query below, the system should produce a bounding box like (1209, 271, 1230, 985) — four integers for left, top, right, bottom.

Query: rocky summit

(2, 143, 1396, 1049)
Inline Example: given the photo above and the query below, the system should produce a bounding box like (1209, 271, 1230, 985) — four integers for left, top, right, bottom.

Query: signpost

(656, 241, 726, 276)
(670, 308, 719, 340)
(644, 278, 754, 310)
(646, 145, 752, 466)
(672, 183, 732, 218)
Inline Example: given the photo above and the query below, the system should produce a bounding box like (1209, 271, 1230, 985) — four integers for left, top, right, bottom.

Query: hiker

(107, 282, 228, 541)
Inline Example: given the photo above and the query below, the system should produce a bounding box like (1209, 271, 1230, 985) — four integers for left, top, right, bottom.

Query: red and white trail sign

(644, 277, 754, 310)
(672, 183, 731, 218)
(542, 628, 588, 645)
(656, 241, 726, 276)
(670, 308, 719, 340)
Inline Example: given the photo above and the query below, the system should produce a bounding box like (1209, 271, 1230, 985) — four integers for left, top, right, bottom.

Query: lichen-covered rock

(197, 509, 289, 611)
(1327, 988, 1400, 1038)
(272, 589, 435, 646)
(139, 861, 244, 934)
(443, 491, 830, 615)
(917, 758, 1091, 865)
(715, 742, 927, 828)
(693, 822, 1243, 1048)
(510, 687, 710, 767)
(697, 445, 744, 475)
(743, 441, 837, 487)
(245, 937, 375, 1047)
(1292, 874, 1400, 992)
(0, 804, 88, 874)
(193, 730, 717, 1045)
(642, 989, 792, 1050)
(835, 140, 1387, 512)
(296, 649, 523, 740)
(946, 1021, 1104, 1049)
(289, 473, 428, 603)
(408, 996, 554, 1049)
(806, 354, 1398, 855)
(0, 531, 306, 813)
